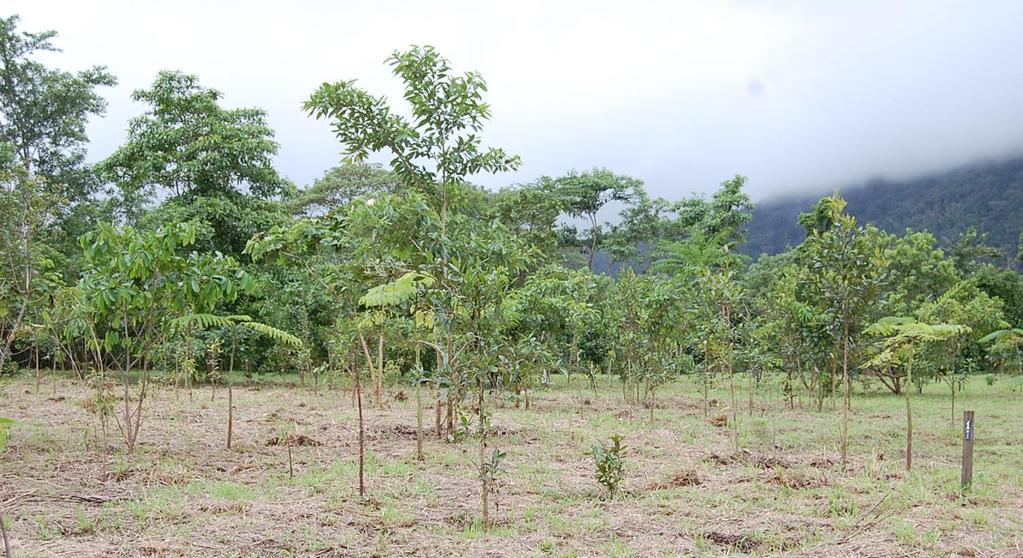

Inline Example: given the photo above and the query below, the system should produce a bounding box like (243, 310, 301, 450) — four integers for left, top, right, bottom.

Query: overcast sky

(9, 0, 1023, 201)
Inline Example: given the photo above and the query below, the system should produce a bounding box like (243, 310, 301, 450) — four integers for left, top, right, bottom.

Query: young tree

(799, 194, 887, 469)
(256, 47, 527, 526)
(668, 175, 753, 251)
(864, 317, 968, 470)
(304, 45, 520, 214)
(915, 281, 1004, 422)
(78, 222, 252, 452)
(979, 327, 1023, 384)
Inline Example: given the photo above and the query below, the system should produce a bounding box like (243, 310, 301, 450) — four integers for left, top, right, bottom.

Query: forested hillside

(743, 157, 1023, 261)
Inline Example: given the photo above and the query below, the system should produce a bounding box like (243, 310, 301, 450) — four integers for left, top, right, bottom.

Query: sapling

(0, 416, 13, 558)
(865, 317, 968, 470)
(589, 434, 627, 499)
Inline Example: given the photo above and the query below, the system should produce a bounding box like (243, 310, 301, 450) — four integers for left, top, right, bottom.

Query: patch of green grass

(126, 487, 188, 525)
(184, 479, 256, 501)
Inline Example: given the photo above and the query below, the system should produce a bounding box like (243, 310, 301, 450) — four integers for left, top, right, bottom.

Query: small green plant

(0, 417, 12, 450)
(985, 374, 997, 386)
(590, 434, 627, 499)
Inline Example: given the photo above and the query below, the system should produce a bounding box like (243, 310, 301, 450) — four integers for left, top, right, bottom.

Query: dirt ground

(1, 374, 1021, 557)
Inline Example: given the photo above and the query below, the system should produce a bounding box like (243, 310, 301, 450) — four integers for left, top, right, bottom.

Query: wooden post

(961, 410, 975, 494)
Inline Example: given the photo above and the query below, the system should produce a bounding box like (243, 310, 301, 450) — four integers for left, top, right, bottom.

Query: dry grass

(1, 373, 1021, 557)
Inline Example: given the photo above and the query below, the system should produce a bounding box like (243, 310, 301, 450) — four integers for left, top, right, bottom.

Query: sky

(8, 0, 1023, 201)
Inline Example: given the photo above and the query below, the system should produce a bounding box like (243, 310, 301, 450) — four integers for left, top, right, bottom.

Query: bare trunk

(415, 345, 423, 462)
(227, 340, 235, 450)
(841, 325, 850, 469)
(587, 213, 598, 272)
(477, 379, 490, 528)
(905, 357, 914, 471)
(950, 378, 956, 429)
(377, 335, 384, 407)
(728, 354, 738, 452)
(355, 359, 366, 498)
(0, 509, 11, 558)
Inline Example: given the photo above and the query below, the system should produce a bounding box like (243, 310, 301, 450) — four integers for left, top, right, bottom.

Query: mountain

(742, 156, 1023, 260)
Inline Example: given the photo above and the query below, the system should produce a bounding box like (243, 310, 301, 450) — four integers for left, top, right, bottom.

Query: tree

(883, 230, 960, 314)
(979, 327, 1023, 384)
(100, 71, 284, 223)
(0, 157, 62, 374)
(288, 163, 401, 217)
(492, 181, 566, 265)
(799, 194, 887, 469)
(0, 15, 115, 191)
(603, 189, 669, 270)
(746, 255, 816, 409)
(553, 168, 642, 271)
(864, 317, 968, 471)
(304, 45, 520, 214)
(950, 227, 1003, 274)
(915, 281, 1004, 421)
(78, 222, 252, 451)
(260, 46, 526, 526)
(670, 175, 753, 251)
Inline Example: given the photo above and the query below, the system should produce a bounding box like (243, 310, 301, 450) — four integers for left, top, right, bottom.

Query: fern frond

(241, 321, 302, 347)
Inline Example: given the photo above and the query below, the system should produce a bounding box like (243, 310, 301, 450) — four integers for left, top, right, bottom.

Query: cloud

(9, 0, 1023, 200)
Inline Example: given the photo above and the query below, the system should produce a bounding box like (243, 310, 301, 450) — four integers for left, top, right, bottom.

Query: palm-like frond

(240, 321, 302, 347)
(170, 313, 301, 347)
(978, 328, 1023, 345)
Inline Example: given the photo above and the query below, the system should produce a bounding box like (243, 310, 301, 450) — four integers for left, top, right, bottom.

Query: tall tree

(100, 71, 284, 224)
(0, 15, 115, 187)
(553, 168, 641, 271)
(0, 15, 116, 263)
(288, 163, 401, 217)
(492, 180, 566, 265)
(670, 175, 753, 250)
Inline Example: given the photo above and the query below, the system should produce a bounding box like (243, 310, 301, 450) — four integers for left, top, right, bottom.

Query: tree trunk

(477, 379, 490, 528)
(841, 325, 850, 470)
(377, 335, 384, 407)
(355, 359, 366, 498)
(415, 345, 424, 462)
(728, 355, 738, 452)
(950, 377, 956, 429)
(587, 213, 598, 272)
(905, 357, 914, 471)
(0, 509, 11, 558)
(747, 366, 754, 416)
(227, 339, 235, 450)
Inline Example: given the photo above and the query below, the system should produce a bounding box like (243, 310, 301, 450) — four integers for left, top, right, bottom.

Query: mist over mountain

(742, 156, 1023, 261)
